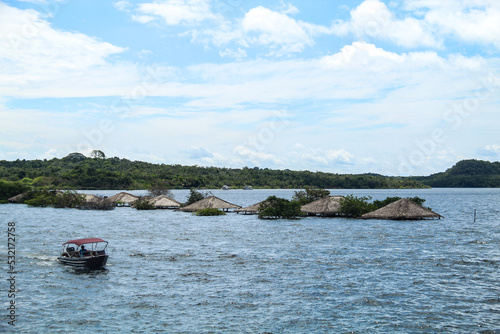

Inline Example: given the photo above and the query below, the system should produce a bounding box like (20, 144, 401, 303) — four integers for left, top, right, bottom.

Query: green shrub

(258, 196, 303, 219)
(0, 180, 30, 201)
(292, 187, 330, 205)
(52, 190, 85, 208)
(340, 195, 429, 218)
(372, 196, 401, 210)
(338, 195, 376, 218)
(195, 208, 226, 216)
(185, 189, 210, 206)
(134, 197, 155, 210)
(25, 192, 54, 207)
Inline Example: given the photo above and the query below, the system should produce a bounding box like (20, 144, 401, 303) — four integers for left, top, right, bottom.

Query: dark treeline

(2, 154, 498, 198)
(413, 159, 500, 187)
(0, 152, 426, 192)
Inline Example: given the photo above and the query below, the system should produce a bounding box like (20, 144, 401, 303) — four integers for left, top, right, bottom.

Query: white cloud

(298, 147, 355, 166)
(485, 144, 500, 155)
(404, 0, 500, 49)
(333, 0, 440, 48)
(335, 0, 500, 50)
(0, 3, 140, 98)
(219, 47, 247, 60)
(241, 6, 330, 55)
(126, 2, 332, 56)
(234, 145, 284, 166)
(320, 41, 448, 71)
(133, 0, 220, 25)
(114, 0, 131, 12)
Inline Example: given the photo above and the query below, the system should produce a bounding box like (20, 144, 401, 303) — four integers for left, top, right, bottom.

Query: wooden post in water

(474, 209, 476, 222)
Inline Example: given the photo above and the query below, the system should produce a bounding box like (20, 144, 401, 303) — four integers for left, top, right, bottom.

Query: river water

(1, 188, 499, 333)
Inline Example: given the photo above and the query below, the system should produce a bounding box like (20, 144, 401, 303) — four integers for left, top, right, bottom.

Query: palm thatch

(83, 194, 100, 203)
(8, 192, 27, 203)
(300, 196, 345, 217)
(181, 195, 241, 212)
(108, 192, 139, 206)
(362, 198, 443, 220)
(148, 195, 182, 209)
(79, 195, 115, 210)
(235, 201, 265, 215)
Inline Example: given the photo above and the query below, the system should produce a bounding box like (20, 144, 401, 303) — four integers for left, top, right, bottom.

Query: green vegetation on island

(0, 152, 427, 197)
(1, 154, 499, 204)
(195, 208, 227, 216)
(258, 196, 303, 219)
(414, 159, 500, 187)
(337, 195, 428, 218)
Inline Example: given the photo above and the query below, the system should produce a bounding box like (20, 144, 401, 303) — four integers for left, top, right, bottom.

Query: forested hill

(1, 154, 498, 191)
(0, 153, 425, 190)
(416, 159, 500, 187)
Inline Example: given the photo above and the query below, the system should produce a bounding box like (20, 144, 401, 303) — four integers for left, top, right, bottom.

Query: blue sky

(1, 0, 500, 176)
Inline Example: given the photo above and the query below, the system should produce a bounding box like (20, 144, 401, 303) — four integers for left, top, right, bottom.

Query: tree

(134, 197, 156, 210)
(64, 152, 86, 162)
(293, 187, 330, 205)
(0, 181, 29, 201)
(258, 196, 303, 219)
(25, 191, 54, 207)
(91, 150, 106, 159)
(147, 181, 173, 198)
(185, 189, 210, 206)
(372, 196, 401, 210)
(338, 195, 375, 218)
(52, 190, 85, 208)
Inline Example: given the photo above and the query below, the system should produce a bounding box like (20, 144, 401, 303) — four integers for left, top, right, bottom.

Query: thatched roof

(78, 196, 115, 210)
(8, 189, 64, 203)
(235, 201, 265, 214)
(83, 194, 100, 203)
(300, 196, 344, 216)
(362, 198, 443, 220)
(181, 195, 241, 212)
(8, 192, 26, 203)
(108, 192, 139, 205)
(148, 195, 181, 209)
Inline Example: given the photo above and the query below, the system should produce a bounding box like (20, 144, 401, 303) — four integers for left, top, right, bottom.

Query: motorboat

(58, 238, 109, 269)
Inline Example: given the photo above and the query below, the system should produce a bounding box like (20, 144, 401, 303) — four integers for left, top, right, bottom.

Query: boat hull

(58, 254, 108, 269)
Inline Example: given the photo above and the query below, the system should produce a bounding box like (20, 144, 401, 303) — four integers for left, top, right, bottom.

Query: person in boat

(80, 245, 86, 257)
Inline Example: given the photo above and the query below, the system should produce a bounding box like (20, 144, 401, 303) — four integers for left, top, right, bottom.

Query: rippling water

(1, 188, 499, 333)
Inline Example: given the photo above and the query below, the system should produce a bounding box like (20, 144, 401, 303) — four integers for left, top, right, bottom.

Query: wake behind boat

(58, 238, 109, 269)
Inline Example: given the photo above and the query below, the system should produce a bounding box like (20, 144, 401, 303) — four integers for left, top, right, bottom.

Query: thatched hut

(8, 189, 64, 203)
(79, 195, 115, 210)
(362, 198, 443, 220)
(108, 192, 139, 206)
(235, 201, 265, 215)
(148, 195, 182, 209)
(181, 195, 241, 212)
(8, 192, 27, 203)
(83, 194, 100, 203)
(300, 195, 345, 217)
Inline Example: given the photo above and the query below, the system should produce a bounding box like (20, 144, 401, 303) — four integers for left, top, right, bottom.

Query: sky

(1, 0, 500, 176)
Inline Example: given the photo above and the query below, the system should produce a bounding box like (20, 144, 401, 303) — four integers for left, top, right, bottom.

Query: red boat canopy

(62, 238, 107, 246)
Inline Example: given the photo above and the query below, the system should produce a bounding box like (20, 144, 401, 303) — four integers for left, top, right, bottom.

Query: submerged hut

(362, 198, 443, 220)
(148, 195, 182, 209)
(8, 189, 64, 203)
(235, 201, 265, 215)
(108, 192, 139, 206)
(300, 196, 345, 217)
(181, 195, 241, 212)
(8, 192, 27, 203)
(83, 194, 100, 203)
(79, 194, 115, 210)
